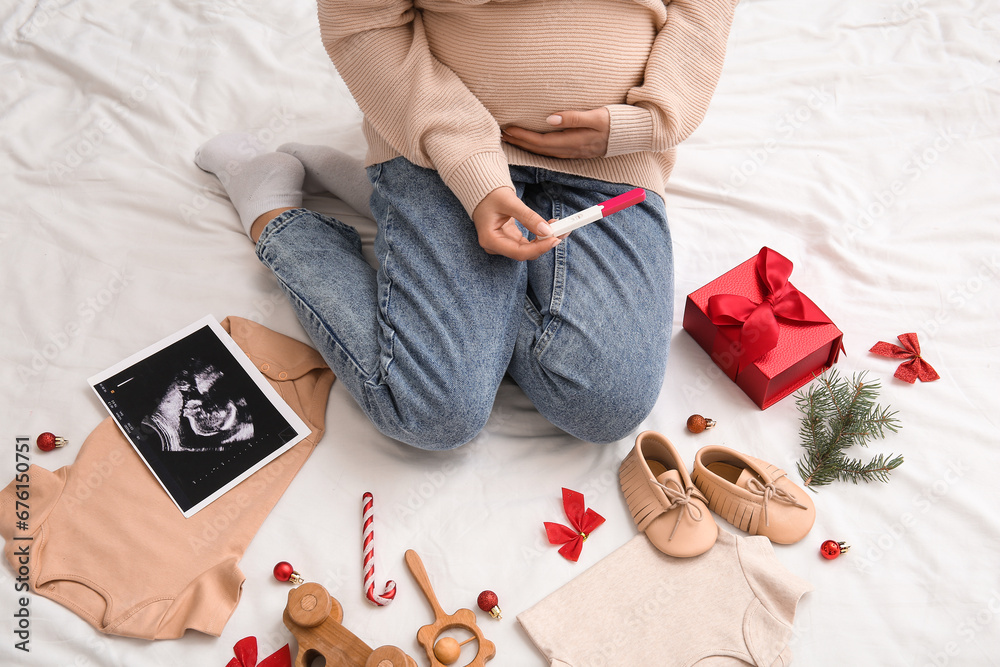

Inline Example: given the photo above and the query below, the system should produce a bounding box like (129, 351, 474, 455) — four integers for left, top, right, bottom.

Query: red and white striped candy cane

(362, 492, 396, 606)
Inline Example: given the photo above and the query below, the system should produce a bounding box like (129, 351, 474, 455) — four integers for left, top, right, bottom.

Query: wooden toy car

(282, 582, 417, 667)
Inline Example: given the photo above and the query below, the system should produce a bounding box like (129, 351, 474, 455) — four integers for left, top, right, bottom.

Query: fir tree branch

(795, 369, 903, 489)
(835, 453, 905, 485)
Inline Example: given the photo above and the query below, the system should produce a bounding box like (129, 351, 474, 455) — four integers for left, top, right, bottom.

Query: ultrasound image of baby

(142, 359, 254, 452)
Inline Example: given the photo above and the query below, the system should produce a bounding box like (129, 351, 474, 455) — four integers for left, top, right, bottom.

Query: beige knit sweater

(318, 0, 738, 216)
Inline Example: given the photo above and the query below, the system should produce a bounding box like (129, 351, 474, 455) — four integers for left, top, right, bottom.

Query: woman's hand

(472, 187, 560, 260)
(501, 108, 610, 159)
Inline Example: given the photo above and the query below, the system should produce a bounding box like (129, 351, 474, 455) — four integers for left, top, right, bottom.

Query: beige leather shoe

(619, 431, 718, 557)
(691, 446, 815, 544)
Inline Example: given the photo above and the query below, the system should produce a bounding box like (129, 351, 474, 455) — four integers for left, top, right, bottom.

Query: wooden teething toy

(282, 581, 417, 667)
(405, 549, 496, 667)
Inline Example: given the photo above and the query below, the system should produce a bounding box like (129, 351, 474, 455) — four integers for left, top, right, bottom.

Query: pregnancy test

(543, 187, 646, 238)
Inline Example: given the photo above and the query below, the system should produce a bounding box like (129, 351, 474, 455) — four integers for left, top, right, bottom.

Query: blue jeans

(256, 157, 673, 450)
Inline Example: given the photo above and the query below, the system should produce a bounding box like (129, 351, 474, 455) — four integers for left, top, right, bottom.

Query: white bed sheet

(1, 1, 998, 665)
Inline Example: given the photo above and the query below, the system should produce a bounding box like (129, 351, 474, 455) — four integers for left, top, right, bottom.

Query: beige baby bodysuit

(0, 317, 334, 639)
(517, 529, 811, 666)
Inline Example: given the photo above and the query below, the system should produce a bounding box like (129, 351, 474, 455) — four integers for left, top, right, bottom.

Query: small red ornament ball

(478, 590, 502, 619)
(477, 590, 498, 611)
(273, 561, 304, 584)
(820, 540, 849, 560)
(273, 561, 295, 581)
(37, 432, 67, 452)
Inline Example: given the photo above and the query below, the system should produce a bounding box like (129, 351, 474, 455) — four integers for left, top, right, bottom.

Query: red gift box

(682, 247, 845, 409)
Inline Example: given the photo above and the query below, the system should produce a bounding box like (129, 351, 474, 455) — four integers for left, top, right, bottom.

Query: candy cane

(362, 492, 396, 606)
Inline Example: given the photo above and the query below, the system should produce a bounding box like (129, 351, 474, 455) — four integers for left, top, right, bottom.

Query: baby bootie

(692, 446, 815, 544)
(619, 431, 717, 557)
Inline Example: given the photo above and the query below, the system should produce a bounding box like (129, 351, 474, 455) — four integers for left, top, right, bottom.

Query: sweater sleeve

(604, 0, 739, 157)
(317, 1, 513, 216)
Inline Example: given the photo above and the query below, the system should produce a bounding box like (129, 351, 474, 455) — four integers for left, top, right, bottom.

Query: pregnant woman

(195, 0, 738, 450)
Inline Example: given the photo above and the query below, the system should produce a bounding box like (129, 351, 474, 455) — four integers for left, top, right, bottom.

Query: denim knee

(524, 334, 669, 444)
(366, 385, 495, 451)
(555, 377, 662, 444)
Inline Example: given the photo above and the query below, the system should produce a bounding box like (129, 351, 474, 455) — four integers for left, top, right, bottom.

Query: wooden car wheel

(286, 582, 336, 628)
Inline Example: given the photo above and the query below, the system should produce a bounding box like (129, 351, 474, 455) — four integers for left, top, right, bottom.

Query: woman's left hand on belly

(501, 107, 610, 160)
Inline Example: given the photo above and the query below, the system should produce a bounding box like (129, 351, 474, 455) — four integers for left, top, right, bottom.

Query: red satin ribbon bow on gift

(544, 488, 605, 562)
(226, 637, 291, 667)
(707, 247, 834, 371)
(870, 333, 939, 383)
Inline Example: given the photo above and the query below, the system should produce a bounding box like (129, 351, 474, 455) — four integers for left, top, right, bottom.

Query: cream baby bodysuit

(517, 529, 811, 666)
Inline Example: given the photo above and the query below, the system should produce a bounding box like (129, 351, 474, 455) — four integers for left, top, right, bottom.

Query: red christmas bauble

(477, 590, 501, 619)
(820, 540, 849, 560)
(477, 590, 498, 611)
(273, 561, 304, 584)
(273, 561, 295, 581)
(37, 432, 67, 452)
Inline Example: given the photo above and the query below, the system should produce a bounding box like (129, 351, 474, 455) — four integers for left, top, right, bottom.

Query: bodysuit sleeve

(317, 0, 513, 216)
(604, 0, 741, 157)
(737, 536, 813, 666)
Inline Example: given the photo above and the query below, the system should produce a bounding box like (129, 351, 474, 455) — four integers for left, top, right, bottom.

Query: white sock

(195, 132, 305, 237)
(277, 143, 373, 218)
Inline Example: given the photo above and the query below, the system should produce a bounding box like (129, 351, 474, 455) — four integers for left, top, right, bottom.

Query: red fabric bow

(544, 488, 605, 562)
(870, 333, 939, 383)
(226, 637, 291, 667)
(707, 248, 833, 371)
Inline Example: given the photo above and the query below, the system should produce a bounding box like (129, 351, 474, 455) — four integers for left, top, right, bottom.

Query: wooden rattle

(282, 581, 418, 667)
(405, 549, 496, 667)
